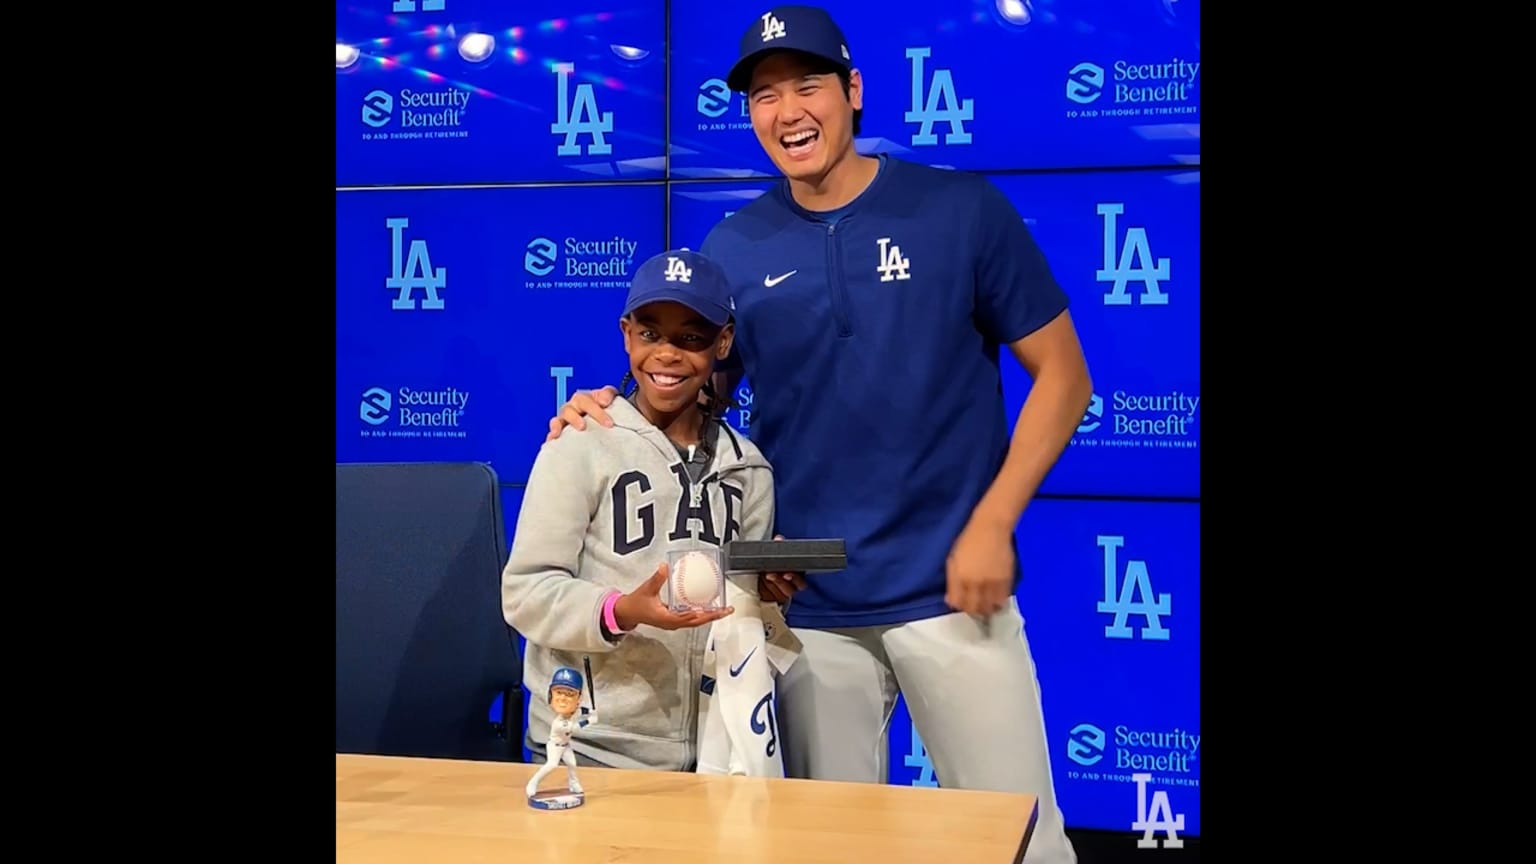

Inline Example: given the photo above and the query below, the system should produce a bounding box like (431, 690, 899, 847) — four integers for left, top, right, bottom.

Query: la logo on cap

(664, 256, 693, 283)
(761, 11, 786, 41)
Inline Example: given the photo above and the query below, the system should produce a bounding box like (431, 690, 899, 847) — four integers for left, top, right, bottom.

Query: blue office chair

(336, 461, 523, 761)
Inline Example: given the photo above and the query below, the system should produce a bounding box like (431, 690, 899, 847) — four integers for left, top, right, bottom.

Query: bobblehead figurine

(526, 663, 599, 810)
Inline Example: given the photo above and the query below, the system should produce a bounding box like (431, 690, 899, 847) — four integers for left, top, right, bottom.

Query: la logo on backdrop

(903, 46, 972, 147)
(551, 61, 613, 157)
(385, 217, 445, 312)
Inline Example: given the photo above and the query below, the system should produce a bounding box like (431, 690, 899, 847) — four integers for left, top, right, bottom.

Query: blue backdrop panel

(668, 181, 777, 249)
(994, 168, 1200, 499)
(886, 497, 1199, 837)
(337, 0, 667, 186)
(336, 189, 505, 467)
(1019, 497, 1200, 835)
(336, 183, 667, 481)
(668, 0, 1200, 178)
(666, 170, 1198, 498)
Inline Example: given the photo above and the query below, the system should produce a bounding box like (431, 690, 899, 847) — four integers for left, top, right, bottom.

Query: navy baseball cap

(726, 5, 852, 93)
(548, 666, 583, 697)
(622, 249, 734, 327)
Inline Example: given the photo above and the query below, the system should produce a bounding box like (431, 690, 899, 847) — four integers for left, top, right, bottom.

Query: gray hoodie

(502, 397, 776, 772)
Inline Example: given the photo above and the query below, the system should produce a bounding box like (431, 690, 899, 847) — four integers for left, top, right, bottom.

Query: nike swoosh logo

(729, 646, 758, 677)
(763, 271, 797, 287)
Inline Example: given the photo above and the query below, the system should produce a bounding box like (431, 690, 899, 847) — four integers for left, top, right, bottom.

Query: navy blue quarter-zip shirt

(701, 156, 1069, 629)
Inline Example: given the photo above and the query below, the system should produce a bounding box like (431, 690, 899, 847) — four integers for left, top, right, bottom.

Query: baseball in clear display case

(664, 547, 725, 613)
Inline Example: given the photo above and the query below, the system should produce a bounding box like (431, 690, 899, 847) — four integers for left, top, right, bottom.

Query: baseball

(673, 550, 721, 607)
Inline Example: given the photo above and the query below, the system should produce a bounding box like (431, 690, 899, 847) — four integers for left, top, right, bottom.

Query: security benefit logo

(905, 47, 972, 146)
(695, 78, 751, 133)
(551, 62, 613, 156)
(1072, 388, 1198, 451)
(1063, 722, 1200, 791)
(1064, 57, 1199, 120)
(523, 233, 639, 290)
(723, 384, 754, 438)
(360, 87, 470, 142)
(358, 386, 470, 440)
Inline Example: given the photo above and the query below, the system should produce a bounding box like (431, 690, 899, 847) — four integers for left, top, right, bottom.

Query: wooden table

(337, 753, 1037, 863)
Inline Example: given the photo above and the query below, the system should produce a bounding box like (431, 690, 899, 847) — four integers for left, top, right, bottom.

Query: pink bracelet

(602, 591, 628, 634)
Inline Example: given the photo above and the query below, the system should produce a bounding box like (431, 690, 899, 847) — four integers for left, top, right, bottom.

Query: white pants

(525, 744, 581, 797)
(777, 598, 1076, 864)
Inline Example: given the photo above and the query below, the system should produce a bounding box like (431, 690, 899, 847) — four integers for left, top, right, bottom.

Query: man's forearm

(971, 369, 1092, 529)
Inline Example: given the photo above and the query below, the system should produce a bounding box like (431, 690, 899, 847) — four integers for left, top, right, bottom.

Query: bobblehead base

(665, 548, 725, 613)
(526, 789, 584, 811)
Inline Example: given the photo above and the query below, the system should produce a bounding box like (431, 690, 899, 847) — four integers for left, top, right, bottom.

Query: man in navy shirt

(547, 6, 1089, 862)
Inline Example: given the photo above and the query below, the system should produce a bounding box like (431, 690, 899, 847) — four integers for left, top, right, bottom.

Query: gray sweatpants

(777, 598, 1077, 864)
